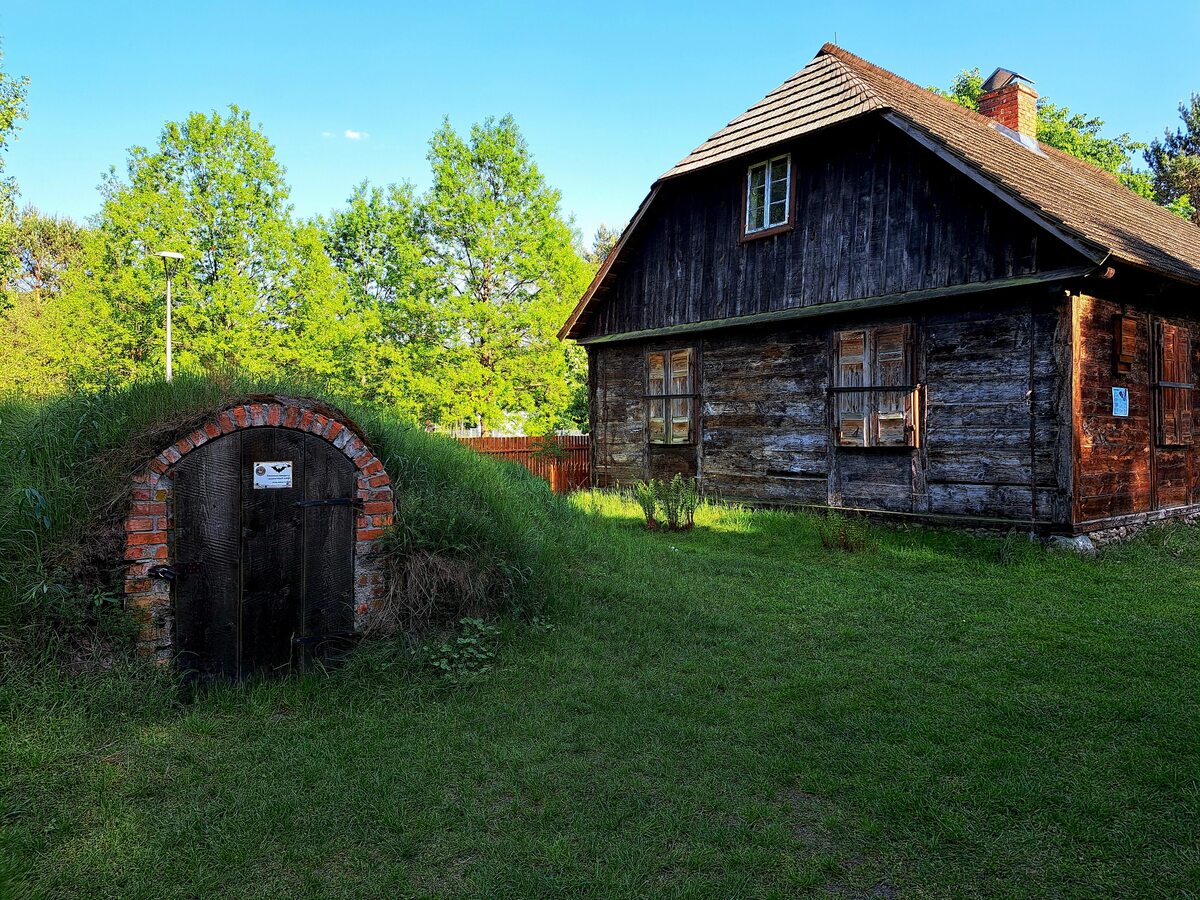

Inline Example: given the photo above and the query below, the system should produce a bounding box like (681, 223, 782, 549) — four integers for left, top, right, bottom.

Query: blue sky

(2, 1, 1197, 243)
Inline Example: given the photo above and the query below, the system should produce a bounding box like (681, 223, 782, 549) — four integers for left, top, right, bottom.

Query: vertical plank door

(173, 433, 242, 679)
(300, 434, 357, 670)
(239, 427, 307, 678)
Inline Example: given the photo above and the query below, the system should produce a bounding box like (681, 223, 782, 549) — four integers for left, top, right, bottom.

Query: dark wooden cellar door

(173, 429, 356, 680)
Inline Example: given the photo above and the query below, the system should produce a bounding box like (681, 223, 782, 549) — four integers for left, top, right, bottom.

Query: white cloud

(344, 129, 369, 141)
(320, 130, 333, 139)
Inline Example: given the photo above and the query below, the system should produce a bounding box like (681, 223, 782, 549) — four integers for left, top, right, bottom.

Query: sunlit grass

(3, 477, 1198, 896)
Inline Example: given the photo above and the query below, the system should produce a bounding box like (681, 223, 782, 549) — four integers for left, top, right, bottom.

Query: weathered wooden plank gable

(582, 116, 1081, 340)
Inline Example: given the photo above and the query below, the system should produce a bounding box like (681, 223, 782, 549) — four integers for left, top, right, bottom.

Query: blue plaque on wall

(1112, 386, 1129, 417)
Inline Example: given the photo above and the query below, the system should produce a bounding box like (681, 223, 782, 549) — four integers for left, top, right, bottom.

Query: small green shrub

(655, 477, 683, 530)
(632, 480, 659, 529)
(632, 475, 700, 532)
(816, 508, 869, 552)
(679, 476, 700, 529)
(423, 617, 499, 685)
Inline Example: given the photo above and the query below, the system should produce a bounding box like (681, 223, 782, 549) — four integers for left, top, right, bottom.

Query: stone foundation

(1085, 512, 1200, 548)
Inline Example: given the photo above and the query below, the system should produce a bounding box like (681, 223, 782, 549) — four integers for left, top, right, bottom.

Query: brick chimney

(978, 68, 1038, 140)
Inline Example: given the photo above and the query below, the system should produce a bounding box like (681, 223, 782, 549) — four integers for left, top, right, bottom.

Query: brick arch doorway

(124, 398, 394, 679)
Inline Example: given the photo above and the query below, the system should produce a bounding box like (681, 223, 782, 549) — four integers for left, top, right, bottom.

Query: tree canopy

(932, 69, 1193, 218)
(0, 42, 29, 287)
(4, 106, 362, 393)
(584, 223, 622, 265)
(1146, 94, 1200, 223)
(422, 115, 589, 433)
(0, 100, 590, 432)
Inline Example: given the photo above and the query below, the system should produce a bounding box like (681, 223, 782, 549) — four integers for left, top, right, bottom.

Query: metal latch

(148, 565, 176, 581)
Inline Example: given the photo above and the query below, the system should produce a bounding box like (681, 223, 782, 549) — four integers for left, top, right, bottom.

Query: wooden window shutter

(873, 325, 910, 446)
(647, 352, 666, 444)
(1157, 322, 1173, 445)
(904, 325, 919, 447)
(1113, 315, 1137, 374)
(668, 348, 693, 444)
(836, 330, 867, 446)
(1182, 327, 1194, 445)
(690, 347, 700, 446)
(1156, 323, 1194, 447)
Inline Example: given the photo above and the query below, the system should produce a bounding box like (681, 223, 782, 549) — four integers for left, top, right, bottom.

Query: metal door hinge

(292, 631, 356, 645)
(291, 498, 362, 509)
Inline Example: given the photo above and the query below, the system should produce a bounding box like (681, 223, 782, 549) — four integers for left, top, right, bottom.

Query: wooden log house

(560, 44, 1200, 536)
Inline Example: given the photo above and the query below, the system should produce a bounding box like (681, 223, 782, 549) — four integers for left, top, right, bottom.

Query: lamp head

(154, 250, 184, 277)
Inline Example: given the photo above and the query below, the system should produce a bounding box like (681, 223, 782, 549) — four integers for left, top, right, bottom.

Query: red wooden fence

(457, 435, 591, 494)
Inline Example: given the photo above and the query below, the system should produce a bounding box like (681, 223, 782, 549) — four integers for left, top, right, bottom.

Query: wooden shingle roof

(560, 43, 1200, 340)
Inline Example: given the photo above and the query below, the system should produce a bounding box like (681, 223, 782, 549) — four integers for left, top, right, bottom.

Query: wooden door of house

(172, 428, 357, 680)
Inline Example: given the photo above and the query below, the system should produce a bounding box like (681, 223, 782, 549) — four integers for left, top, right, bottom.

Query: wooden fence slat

(456, 436, 591, 494)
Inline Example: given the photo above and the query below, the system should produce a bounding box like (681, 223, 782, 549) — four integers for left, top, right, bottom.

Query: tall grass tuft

(815, 508, 870, 552)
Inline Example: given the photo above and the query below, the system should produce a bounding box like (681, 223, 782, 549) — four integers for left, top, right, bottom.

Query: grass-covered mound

(0, 374, 582, 661)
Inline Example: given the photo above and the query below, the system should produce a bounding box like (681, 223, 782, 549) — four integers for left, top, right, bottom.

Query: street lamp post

(154, 251, 184, 382)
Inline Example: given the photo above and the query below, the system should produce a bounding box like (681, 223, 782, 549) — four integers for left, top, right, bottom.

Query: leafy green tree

(0, 42, 27, 217)
(1146, 94, 1200, 223)
(31, 105, 358, 391)
(932, 69, 1159, 202)
(936, 68, 985, 112)
(423, 115, 589, 433)
(0, 209, 86, 393)
(0, 41, 30, 286)
(584, 223, 622, 265)
(4, 206, 83, 296)
(320, 181, 452, 419)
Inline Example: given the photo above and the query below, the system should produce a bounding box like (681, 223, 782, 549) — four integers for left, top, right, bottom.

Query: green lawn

(3, 496, 1198, 898)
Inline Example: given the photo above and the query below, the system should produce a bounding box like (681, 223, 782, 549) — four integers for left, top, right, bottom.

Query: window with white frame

(745, 154, 791, 234)
(647, 348, 696, 444)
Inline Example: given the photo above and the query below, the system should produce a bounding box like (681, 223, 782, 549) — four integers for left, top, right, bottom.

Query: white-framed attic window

(745, 154, 791, 234)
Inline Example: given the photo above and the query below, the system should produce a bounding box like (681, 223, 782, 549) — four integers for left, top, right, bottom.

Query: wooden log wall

(582, 116, 1083, 340)
(589, 291, 1073, 527)
(589, 342, 648, 487)
(1073, 288, 1200, 523)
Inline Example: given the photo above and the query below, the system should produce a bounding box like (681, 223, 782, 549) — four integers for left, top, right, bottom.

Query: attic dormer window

(744, 154, 791, 236)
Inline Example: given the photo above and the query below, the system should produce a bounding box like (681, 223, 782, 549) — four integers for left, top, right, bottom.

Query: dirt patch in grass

(783, 788, 899, 897)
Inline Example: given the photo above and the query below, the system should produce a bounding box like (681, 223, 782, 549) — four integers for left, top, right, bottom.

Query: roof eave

(560, 184, 661, 341)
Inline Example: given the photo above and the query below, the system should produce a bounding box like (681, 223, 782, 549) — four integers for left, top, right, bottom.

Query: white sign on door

(1112, 387, 1129, 417)
(253, 460, 293, 489)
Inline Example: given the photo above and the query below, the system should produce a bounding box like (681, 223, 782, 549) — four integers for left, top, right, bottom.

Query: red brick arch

(124, 398, 393, 660)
